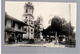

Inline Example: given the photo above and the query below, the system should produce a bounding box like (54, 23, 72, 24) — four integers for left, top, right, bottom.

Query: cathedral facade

(22, 2, 34, 40)
(22, 2, 44, 40)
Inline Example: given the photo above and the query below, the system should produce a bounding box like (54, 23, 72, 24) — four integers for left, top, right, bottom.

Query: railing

(5, 26, 12, 30)
(14, 28, 26, 32)
(5, 26, 26, 33)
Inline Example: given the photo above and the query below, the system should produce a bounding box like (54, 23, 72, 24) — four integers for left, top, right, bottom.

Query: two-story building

(5, 12, 28, 44)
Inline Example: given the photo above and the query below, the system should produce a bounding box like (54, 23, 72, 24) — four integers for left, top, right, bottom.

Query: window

(31, 33, 33, 34)
(25, 17, 27, 19)
(26, 9, 28, 13)
(31, 29, 33, 31)
(24, 29, 26, 31)
(25, 22, 27, 23)
(12, 22, 15, 28)
(18, 24, 21, 29)
(30, 20, 33, 25)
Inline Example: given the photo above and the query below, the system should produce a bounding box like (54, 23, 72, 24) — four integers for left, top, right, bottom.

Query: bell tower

(38, 15, 44, 39)
(22, 2, 34, 39)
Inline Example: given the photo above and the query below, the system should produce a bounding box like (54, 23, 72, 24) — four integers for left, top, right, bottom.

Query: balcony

(5, 27, 26, 33)
(13, 28, 26, 33)
(5, 26, 13, 30)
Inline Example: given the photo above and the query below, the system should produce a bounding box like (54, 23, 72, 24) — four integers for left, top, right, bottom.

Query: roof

(5, 12, 28, 26)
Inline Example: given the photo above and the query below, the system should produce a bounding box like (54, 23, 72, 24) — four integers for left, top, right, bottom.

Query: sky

(5, 1, 77, 32)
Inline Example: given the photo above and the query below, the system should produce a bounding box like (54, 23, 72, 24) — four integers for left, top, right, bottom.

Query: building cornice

(22, 14, 34, 19)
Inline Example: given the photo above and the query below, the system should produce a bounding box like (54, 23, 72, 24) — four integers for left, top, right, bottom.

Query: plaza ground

(5, 40, 75, 48)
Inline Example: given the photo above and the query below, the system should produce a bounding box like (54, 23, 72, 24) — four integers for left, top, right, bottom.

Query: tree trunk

(49, 35, 50, 42)
(55, 32, 58, 44)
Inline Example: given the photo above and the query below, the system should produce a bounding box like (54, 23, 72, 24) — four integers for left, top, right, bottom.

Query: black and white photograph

(5, 1, 76, 48)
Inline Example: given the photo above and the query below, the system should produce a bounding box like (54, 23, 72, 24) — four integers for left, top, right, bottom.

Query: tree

(48, 16, 75, 43)
(50, 16, 63, 43)
(42, 16, 75, 43)
(61, 22, 75, 37)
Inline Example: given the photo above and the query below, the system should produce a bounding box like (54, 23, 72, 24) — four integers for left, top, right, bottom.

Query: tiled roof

(5, 12, 28, 26)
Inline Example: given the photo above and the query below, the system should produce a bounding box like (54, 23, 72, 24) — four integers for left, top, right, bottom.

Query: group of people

(8, 35, 21, 44)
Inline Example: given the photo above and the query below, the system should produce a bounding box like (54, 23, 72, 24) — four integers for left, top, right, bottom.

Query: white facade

(23, 2, 34, 39)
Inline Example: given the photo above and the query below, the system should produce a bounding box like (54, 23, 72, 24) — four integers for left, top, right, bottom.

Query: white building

(5, 12, 27, 44)
(22, 2, 34, 39)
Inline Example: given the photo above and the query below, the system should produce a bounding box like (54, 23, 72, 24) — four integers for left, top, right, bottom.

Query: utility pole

(69, 4, 71, 47)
